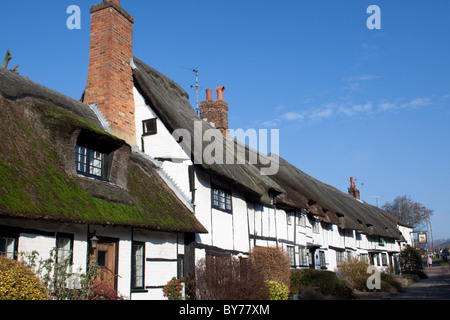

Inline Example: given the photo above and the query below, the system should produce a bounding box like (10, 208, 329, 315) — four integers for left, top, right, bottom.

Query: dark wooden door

(96, 240, 118, 290)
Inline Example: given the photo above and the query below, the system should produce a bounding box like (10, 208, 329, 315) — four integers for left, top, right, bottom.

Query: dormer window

(212, 186, 232, 213)
(75, 145, 105, 179)
(74, 131, 116, 181)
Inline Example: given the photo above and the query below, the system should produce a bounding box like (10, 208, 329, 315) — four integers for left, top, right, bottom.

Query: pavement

(389, 262, 450, 300)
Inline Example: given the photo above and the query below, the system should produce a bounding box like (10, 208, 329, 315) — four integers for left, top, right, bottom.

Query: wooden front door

(96, 240, 118, 290)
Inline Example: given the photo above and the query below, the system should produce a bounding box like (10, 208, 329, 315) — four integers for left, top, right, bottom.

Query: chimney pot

(206, 89, 212, 101)
(215, 86, 225, 100)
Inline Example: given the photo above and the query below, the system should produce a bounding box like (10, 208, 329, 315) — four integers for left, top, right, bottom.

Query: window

(142, 118, 157, 136)
(312, 220, 320, 233)
(298, 212, 306, 227)
(0, 236, 16, 259)
(360, 253, 369, 264)
(347, 251, 353, 261)
(56, 234, 73, 288)
(178, 255, 184, 279)
(97, 250, 107, 267)
(287, 246, 295, 266)
(336, 250, 345, 265)
(56, 234, 73, 264)
(287, 213, 293, 225)
(319, 251, 326, 269)
(381, 253, 388, 266)
(299, 247, 308, 266)
(212, 187, 232, 213)
(131, 242, 145, 290)
(373, 253, 381, 266)
(75, 145, 106, 179)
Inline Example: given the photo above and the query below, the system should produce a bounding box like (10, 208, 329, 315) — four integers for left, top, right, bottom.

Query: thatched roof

(132, 57, 283, 203)
(0, 67, 207, 234)
(268, 156, 403, 240)
(131, 56, 404, 240)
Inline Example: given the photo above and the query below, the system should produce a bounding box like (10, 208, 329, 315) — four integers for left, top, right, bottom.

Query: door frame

(91, 236, 119, 291)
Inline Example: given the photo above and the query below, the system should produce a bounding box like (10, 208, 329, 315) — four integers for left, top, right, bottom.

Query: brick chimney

(199, 86, 229, 138)
(83, 0, 136, 145)
(348, 177, 361, 200)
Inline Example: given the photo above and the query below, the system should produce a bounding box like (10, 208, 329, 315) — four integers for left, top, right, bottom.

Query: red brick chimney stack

(84, 0, 136, 145)
(348, 177, 361, 200)
(199, 87, 229, 138)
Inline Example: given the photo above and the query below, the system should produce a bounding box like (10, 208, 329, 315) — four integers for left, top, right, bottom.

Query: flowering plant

(163, 277, 184, 300)
(265, 280, 290, 300)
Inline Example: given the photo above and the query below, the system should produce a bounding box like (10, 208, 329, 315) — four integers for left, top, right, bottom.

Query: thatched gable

(0, 68, 206, 234)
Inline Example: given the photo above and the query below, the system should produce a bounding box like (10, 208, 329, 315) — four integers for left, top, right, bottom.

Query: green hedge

(291, 269, 352, 299)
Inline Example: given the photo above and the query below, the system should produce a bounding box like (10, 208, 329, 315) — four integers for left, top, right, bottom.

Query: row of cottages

(0, 0, 414, 300)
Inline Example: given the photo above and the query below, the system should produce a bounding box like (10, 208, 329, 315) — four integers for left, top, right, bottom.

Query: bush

(380, 273, 403, 293)
(291, 269, 352, 300)
(20, 249, 124, 300)
(337, 258, 370, 291)
(266, 281, 289, 300)
(89, 283, 125, 300)
(250, 246, 291, 287)
(195, 255, 269, 300)
(0, 256, 49, 300)
(399, 246, 424, 277)
(163, 277, 184, 300)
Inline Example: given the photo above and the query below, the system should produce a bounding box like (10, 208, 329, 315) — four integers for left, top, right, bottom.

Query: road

(390, 262, 450, 300)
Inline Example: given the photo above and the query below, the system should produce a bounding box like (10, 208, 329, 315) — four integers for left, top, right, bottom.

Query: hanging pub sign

(418, 233, 427, 244)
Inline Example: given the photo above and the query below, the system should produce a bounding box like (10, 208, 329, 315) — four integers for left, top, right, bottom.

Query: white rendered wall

(134, 87, 192, 201)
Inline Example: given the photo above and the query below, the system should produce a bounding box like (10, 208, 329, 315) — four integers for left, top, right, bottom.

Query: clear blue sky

(1, 1, 449, 241)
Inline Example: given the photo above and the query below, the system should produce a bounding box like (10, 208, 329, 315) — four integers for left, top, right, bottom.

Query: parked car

(443, 252, 450, 261)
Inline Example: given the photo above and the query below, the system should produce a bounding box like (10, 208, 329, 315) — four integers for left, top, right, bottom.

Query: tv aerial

(370, 195, 383, 207)
(181, 66, 201, 116)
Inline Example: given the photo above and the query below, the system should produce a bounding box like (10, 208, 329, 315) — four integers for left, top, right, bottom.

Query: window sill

(212, 206, 233, 214)
(131, 288, 148, 293)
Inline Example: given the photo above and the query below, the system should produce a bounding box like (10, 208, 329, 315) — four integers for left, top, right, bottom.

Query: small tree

(398, 246, 423, 276)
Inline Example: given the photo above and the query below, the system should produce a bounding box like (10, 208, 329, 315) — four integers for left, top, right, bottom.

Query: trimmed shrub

(291, 269, 352, 300)
(250, 246, 291, 287)
(399, 246, 426, 279)
(0, 256, 49, 300)
(195, 255, 269, 300)
(337, 258, 370, 291)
